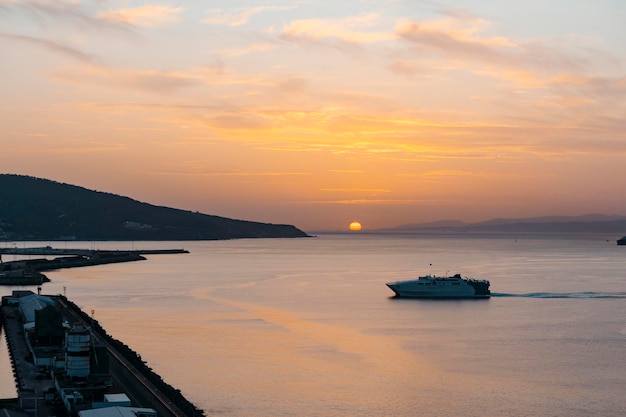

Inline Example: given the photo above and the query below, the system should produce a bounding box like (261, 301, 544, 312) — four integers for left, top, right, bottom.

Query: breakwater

(0, 307, 19, 402)
(0, 246, 189, 287)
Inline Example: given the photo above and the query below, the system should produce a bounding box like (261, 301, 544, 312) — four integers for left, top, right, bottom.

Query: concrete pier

(1, 292, 204, 417)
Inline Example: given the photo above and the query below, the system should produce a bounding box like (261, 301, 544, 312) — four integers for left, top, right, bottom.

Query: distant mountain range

(383, 214, 626, 236)
(0, 174, 309, 241)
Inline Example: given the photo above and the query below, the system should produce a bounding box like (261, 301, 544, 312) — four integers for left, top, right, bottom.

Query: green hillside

(0, 174, 309, 240)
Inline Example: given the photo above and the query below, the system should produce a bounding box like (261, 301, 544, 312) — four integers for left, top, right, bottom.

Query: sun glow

(349, 221, 362, 231)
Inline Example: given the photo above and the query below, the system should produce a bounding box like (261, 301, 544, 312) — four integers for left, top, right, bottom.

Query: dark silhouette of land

(380, 214, 626, 236)
(0, 174, 309, 240)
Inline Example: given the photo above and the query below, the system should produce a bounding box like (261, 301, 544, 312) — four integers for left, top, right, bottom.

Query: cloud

(388, 58, 433, 77)
(205, 113, 272, 130)
(397, 22, 501, 61)
(278, 13, 395, 46)
(217, 42, 280, 59)
(0, 32, 95, 63)
(0, 0, 132, 32)
(2, 138, 127, 155)
(152, 164, 311, 178)
(51, 66, 203, 94)
(203, 5, 295, 27)
(394, 10, 597, 77)
(388, 7, 626, 119)
(98, 5, 184, 27)
(551, 74, 626, 100)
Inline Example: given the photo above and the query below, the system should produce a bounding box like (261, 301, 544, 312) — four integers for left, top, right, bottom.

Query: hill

(0, 174, 309, 240)
(387, 214, 626, 236)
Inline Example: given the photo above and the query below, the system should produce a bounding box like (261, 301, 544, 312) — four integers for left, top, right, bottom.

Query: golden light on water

(349, 221, 362, 231)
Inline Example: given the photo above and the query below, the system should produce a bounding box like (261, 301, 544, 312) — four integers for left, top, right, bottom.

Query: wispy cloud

(98, 5, 185, 27)
(551, 74, 626, 99)
(278, 12, 394, 46)
(0, 0, 132, 32)
(217, 42, 279, 58)
(0, 32, 95, 63)
(153, 166, 311, 177)
(394, 9, 599, 77)
(306, 198, 424, 205)
(1, 138, 127, 154)
(50, 65, 203, 94)
(203, 5, 295, 27)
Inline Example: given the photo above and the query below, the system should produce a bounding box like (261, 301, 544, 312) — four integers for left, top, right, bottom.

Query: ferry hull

(386, 287, 490, 299)
(386, 274, 490, 299)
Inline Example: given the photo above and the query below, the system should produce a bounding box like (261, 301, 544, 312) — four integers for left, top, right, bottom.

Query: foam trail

(492, 292, 626, 299)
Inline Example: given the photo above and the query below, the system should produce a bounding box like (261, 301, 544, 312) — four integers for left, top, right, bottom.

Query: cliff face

(0, 174, 309, 240)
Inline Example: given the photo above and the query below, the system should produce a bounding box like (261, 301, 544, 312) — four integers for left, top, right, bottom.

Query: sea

(1, 234, 626, 416)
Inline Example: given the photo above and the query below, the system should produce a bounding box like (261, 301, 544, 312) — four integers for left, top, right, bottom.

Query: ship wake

(492, 292, 626, 299)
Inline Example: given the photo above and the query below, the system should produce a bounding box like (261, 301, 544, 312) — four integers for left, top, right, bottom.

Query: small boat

(386, 273, 490, 299)
(617, 236, 626, 245)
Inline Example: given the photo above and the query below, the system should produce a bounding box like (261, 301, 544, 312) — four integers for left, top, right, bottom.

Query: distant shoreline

(308, 230, 624, 240)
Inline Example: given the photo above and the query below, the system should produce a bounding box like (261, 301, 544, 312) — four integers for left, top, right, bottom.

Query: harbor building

(1, 291, 155, 417)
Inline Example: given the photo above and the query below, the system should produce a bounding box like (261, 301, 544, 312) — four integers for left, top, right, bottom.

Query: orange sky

(1, 1, 626, 231)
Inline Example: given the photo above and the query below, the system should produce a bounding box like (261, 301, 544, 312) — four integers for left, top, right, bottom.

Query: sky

(1, 0, 626, 232)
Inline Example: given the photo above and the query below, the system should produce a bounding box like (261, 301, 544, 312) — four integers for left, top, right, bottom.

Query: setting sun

(349, 221, 362, 231)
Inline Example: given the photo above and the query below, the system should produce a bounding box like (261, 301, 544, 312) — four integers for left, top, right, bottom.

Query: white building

(78, 407, 157, 417)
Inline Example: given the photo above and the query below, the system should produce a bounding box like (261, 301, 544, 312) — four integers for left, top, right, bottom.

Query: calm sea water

(2, 234, 626, 416)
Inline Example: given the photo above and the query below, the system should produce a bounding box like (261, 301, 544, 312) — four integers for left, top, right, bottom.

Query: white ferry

(386, 274, 490, 299)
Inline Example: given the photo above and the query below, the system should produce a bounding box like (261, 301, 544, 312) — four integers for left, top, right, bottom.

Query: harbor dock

(1, 291, 204, 417)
